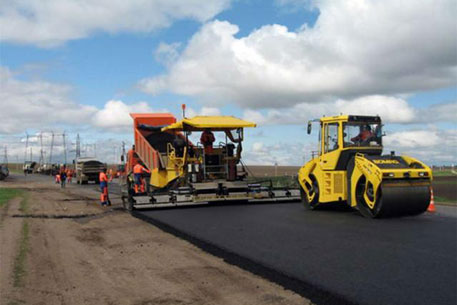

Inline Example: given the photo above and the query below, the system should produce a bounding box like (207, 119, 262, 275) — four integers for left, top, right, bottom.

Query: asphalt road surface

(135, 202, 457, 305)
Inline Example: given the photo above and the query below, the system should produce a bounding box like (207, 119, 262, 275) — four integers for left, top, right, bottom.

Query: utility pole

(113, 146, 117, 164)
(39, 132, 44, 166)
(3, 145, 8, 165)
(76, 133, 81, 159)
(62, 132, 67, 165)
(49, 131, 54, 164)
(30, 147, 32, 162)
(121, 141, 126, 165)
(24, 132, 29, 162)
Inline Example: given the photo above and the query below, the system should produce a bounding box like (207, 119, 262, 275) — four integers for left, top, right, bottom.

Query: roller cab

(298, 115, 432, 218)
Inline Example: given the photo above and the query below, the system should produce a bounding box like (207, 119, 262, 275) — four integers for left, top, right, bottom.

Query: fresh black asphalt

(135, 202, 457, 305)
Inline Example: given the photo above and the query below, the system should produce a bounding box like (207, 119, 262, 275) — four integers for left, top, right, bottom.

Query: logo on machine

(373, 159, 399, 164)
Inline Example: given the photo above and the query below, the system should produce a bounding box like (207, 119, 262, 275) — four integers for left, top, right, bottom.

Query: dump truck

(75, 157, 106, 184)
(119, 113, 299, 210)
(298, 115, 432, 218)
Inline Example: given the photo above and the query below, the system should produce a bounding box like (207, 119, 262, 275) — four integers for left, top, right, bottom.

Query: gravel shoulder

(1, 173, 310, 305)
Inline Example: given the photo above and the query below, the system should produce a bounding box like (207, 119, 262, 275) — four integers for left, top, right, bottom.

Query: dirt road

(1, 174, 310, 305)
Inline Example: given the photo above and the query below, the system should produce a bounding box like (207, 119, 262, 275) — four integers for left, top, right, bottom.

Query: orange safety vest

(133, 164, 149, 174)
(99, 172, 108, 183)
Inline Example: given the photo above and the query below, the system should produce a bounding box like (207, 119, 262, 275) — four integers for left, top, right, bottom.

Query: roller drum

(357, 181, 431, 218)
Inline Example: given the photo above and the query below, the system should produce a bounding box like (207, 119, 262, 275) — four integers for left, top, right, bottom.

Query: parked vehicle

(75, 157, 106, 184)
(23, 161, 37, 174)
(0, 164, 9, 180)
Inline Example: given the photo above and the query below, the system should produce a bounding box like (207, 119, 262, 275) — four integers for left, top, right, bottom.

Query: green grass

(13, 220, 30, 287)
(19, 192, 30, 213)
(0, 188, 31, 287)
(433, 170, 457, 177)
(0, 188, 25, 208)
(434, 196, 457, 205)
(432, 180, 457, 185)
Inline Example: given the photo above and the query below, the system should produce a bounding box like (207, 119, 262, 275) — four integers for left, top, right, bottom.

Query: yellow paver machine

(120, 113, 299, 210)
(298, 115, 432, 218)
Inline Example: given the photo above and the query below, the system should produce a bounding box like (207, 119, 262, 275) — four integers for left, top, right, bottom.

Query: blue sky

(0, 0, 456, 165)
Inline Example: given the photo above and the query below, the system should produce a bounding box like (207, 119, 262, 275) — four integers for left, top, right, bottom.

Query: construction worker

(351, 124, 373, 144)
(133, 163, 150, 193)
(60, 166, 67, 188)
(200, 129, 215, 154)
(173, 135, 186, 157)
(66, 168, 73, 183)
(99, 168, 110, 206)
(127, 146, 139, 167)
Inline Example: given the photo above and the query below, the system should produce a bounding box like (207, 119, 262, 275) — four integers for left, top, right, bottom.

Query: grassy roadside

(0, 188, 31, 288)
(434, 196, 457, 206)
(15, 191, 30, 287)
(433, 170, 457, 177)
(13, 220, 30, 287)
(0, 188, 25, 208)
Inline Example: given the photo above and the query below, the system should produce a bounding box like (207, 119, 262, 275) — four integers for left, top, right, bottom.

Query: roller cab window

(343, 122, 382, 147)
(324, 123, 339, 153)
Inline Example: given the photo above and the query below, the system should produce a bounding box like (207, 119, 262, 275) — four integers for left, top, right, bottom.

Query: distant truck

(37, 163, 59, 175)
(75, 157, 106, 184)
(23, 161, 37, 174)
(0, 164, 9, 180)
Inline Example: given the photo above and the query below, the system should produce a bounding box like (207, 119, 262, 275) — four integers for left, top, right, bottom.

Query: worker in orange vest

(99, 168, 111, 206)
(133, 163, 150, 193)
(108, 168, 113, 182)
(66, 168, 73, 183)
(200, 129, 215, 154)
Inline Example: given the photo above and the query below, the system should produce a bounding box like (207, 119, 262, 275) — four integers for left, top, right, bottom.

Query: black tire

(355, 176, 380, 218)
(301, 178, 319, 210)
(127, 194, 135, 212)
(126, 180, 135, 212)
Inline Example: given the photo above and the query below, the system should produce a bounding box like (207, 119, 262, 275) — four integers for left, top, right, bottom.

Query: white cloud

(0, 66, 97, 134)
(0, 0, 230, 47)
(155, 42, 182, 67)
(91, 100, 168, 131)
(243, 140, 313, 165)
(0, 66, 174, 134)
(199, 107, 221, 116)
(242, 95, 417, 125)
(140, 0, 456, 108)
(383, 130, 440, 148)
(417, 103, 457, 123)
(185, 106, 221, 118)
(383, 129, 457, 164)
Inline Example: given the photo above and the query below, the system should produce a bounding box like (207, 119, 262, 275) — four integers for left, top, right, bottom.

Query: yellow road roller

(298, 115, 432, 218)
